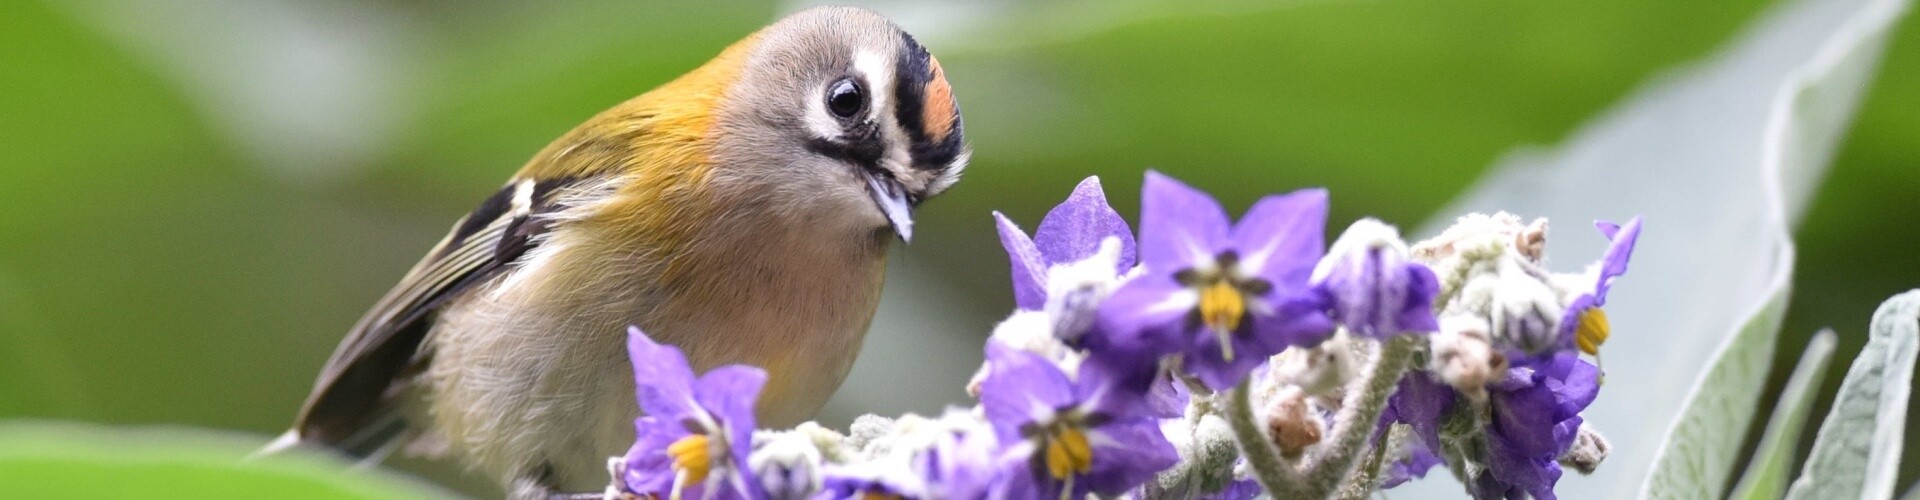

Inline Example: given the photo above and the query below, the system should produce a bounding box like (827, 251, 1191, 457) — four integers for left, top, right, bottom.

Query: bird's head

(704, 7, 969, 242)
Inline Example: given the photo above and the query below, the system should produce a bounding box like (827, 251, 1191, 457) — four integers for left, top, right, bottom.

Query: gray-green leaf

(1404, 0, 1907, 496)
(1783, 291, 1920, 500)
(1730, 329, 1839, 500)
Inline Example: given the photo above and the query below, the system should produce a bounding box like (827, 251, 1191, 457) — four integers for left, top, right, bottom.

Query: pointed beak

(863, 171, 915, 242)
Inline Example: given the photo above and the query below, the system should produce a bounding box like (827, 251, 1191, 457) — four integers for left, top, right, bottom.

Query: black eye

(826, 78, 865, 119)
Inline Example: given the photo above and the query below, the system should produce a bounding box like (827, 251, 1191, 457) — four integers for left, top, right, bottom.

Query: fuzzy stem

(1301, 335, 1418, 496)
(1339, 427, 1393, 500)
(1228, 335, 1420, 499)
(1227, 378, 1298, 496)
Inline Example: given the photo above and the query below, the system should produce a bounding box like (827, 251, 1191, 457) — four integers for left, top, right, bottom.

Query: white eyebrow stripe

(853, 50, 894, 121)
(854, 49, 914, 179)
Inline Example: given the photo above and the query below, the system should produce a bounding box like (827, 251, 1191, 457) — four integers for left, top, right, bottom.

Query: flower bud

(1429, 314, 1507, 398)
(1558, 423, 1611, 475)
(1264, 333, 1358, 399)
(1312, 219, 1440, 337)
(1489, 257, 1564, 355)
(1263, 386, 1324, 459)
(749, 431, 824, 500)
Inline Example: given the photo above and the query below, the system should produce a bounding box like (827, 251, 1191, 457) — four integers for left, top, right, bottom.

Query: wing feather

(291, 176, 596, 451)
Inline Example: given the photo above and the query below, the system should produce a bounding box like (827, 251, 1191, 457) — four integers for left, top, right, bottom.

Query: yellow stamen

(667, 434, 712, 485)
(1575, 308, 1610, 356)
(859, 493, 905, 500)
(1044, 426, 1095, 480)
(1199, 281, 1246, 360)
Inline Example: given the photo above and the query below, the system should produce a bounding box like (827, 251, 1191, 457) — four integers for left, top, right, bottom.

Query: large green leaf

(1399, 0, 1910, 497)
(0, 423, 452, 499)
(1730, 329, 1839, 500)
(1783, 291, 1920, 500)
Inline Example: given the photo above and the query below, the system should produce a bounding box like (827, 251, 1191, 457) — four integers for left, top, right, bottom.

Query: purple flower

(979, 342, 1177, 498)
(1380, 370, 1456, 488)
(619, 327, 766, 500)
(996, 176, 1137, 311)
(913, 422, 1002, 499)
(1479, 352, 1600, 500)
(1384, 354, 1600, 499)
(997, 177, 1138, 344)
(1557, 217, 1642, 355)
(820, 460, 923, 500)
(1096, 171, 1334, 390)
(1311, 218, 1440, 338)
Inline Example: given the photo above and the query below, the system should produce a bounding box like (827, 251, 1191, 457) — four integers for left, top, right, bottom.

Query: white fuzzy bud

(1429, 314, 1506, 398)
(1489, 257, 1564, 355)
(1559, 423, 1611, 475)
(750, 430, 825, 500)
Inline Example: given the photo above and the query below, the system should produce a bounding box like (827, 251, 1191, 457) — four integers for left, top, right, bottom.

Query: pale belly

(416, 237, 886, 492)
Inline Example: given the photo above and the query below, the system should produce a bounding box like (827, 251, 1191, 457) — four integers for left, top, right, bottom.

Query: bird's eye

(826, 78, 866, 119)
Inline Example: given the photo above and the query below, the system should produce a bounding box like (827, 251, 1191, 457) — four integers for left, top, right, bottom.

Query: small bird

(270, 7, 967, 497)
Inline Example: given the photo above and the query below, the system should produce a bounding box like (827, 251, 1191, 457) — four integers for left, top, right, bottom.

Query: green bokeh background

(2, 0, 1915, 496)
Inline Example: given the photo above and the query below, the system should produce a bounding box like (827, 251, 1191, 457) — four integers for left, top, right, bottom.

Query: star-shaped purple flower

(996, 176, 1137, 311)
(1095, 171, 1334, 390)
(1311, 219, 1440, 338)
(997, 176, 1139, 346)
(619, 326, 766, 500)
(979, 342, 1177, 498)
(1556, 217, 1641, 354)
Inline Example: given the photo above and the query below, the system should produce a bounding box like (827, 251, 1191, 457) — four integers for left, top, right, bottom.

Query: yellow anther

(1575, 308, 1610, 356)
(859, 493, 905, 500)
(1199, 281, 1246, 335)
(1198, 281, 1247, 361)
(667, 434, 713, 484)
(1043, 425, 1095, 480)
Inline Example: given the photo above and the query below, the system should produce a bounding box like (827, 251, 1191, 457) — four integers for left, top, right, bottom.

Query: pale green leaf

(0, 422, 453, 499)
(1390, 0, 1912, 492)
(1404, 0, 1909, 497)
(1730, 329, 1839, 500)
(1784, 290, 1920, 500)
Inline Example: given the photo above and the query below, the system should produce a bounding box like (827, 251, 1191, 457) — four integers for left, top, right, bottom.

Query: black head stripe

(892, 32, 965, 170)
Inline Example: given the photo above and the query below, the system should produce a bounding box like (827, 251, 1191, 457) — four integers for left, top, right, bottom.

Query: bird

(267, 6, 968, 497)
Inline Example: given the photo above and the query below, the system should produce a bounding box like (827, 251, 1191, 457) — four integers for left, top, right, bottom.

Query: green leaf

(1730, 329, 1839, 500)
(1783, 291, 1920, 500)
(0, 422, 453, 499)
(1397, 0, 1908, 496)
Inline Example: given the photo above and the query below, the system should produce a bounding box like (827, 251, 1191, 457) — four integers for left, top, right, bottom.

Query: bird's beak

(863, 171, 915, 242)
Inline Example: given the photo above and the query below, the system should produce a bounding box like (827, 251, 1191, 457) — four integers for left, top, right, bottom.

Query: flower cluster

(604, 173, 1640, 500)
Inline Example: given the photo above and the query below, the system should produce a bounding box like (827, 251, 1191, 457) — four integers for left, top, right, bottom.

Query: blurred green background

(2, 0, 1915, 497)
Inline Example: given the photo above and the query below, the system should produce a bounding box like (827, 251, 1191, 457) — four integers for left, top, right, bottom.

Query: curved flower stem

(1227, 335, 1420, 499)
(1339, 429, 1392, 500)
(1227, 378, 1296, 496)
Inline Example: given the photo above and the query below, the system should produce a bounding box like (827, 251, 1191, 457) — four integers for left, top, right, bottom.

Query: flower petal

(1232, 188, 1329, 286)
(1081, 419, 1179, 495)
(1592, 216, 1642, 305)
(996, 212, 1049, 310)
(621, 415, 687, 495)
(980, 342, 1076, 443)
(1036, 176, 1137, 272)
(1088, 270, 1193, 357)
(1139, 171, 1230, 272)
(627, 326, 698, 418)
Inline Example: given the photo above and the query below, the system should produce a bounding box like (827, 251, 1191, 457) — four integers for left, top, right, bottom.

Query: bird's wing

(292, 175, 607, 452)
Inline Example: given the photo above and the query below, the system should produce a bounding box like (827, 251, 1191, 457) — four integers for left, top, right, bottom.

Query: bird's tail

(249, 430, 304, 459)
